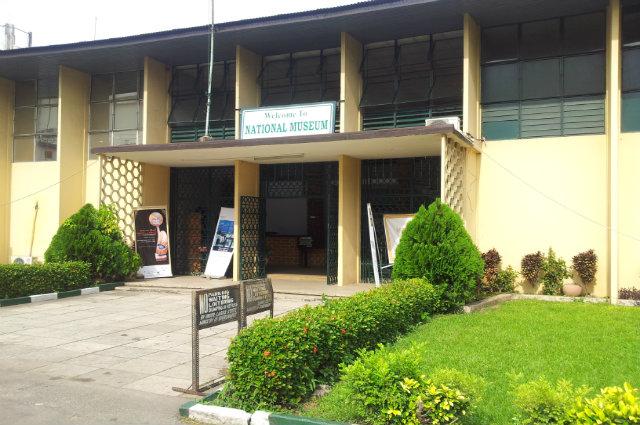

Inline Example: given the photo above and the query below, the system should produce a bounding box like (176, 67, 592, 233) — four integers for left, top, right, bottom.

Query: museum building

(1, 0, 639, 300)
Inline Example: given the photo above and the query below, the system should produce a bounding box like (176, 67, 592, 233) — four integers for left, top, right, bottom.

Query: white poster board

(204, 207, 235, 278)
(383, 214, 415, 264)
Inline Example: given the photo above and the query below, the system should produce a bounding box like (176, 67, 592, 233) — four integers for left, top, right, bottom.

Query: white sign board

(383, 214, 415, 264)
(240, 102, 336, 139)
(204, 207, 235, 278)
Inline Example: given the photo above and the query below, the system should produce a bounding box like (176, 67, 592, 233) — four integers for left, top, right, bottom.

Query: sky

(2, 0, 360, 47)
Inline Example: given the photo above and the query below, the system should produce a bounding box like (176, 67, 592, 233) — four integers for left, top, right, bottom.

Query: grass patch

(304, 300, 640, 424)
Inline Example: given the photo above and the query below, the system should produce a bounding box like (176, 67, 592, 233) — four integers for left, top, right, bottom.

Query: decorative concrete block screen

(442, 138, 465, 220)
(100, 156, 143, 244)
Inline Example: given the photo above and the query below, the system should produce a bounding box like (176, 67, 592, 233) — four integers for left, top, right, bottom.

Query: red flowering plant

(541, 247, 570, 295)
(221, 278, 438, 410)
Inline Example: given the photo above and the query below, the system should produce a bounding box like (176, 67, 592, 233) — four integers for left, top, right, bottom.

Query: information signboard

(194, 286, 241, 331)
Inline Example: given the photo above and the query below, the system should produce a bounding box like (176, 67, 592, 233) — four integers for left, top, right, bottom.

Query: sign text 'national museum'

(239, 102, 336, 139)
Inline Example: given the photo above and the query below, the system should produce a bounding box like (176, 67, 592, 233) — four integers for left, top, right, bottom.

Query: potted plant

(570, 249, 597, 296)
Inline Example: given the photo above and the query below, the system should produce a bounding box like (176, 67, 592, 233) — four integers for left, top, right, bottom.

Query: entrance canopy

(91, 124, 478, 167)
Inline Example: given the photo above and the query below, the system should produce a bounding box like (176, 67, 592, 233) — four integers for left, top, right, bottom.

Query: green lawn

(304, 300, 640, 424)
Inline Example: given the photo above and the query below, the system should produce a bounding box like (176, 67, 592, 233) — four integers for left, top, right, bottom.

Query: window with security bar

(168, 61, 236, 142)
(622, 6, 640, 132)
(88, 71, 144, 158)
(13, 79, 58, 162)
(481, 12, 606, 140)
(259, 49, 341, 132)
(360, 33, 463, 131)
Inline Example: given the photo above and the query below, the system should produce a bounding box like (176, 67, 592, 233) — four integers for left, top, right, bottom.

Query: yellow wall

(233, 161, 259, 280)
(10, 162, 60, 261)
(58, 66, 90, 222)
(235, 46, 262, 138)
(142, 164, 170, 206)
(340, 33, 363, 133)
(619, 133, 640, 290)
(0, 78, 14, 263)
(143, 57, 171, 145)
(85, 159, 101, 207)
(338, 155, 361, 285)
(476, 135, 609, 297)
(463, 14, 481, 137)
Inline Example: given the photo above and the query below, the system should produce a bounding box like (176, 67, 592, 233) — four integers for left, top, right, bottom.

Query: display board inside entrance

(383, 214, 415, 263)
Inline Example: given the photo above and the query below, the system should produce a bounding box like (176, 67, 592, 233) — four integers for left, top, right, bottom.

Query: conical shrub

(392, 199, 483, 311)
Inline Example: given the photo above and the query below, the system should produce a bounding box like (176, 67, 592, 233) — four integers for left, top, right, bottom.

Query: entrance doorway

(260, 162, 338, 284)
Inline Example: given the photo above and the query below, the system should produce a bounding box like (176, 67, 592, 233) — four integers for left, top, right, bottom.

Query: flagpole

(202, 0, 215, 141)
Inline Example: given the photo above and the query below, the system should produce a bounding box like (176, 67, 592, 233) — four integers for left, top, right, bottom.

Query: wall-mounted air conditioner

(425, 116, 460, 131)
(11, 256, 33, 264)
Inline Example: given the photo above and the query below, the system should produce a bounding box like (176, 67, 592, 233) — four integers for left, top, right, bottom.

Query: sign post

(172, 278, 274, 395)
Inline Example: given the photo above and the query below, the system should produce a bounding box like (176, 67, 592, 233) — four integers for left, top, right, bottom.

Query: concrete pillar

(58, 66, 90, 222)
(0, 78, 14, 263)
(141, 57, 171, 208)
(463, 13, 481, 138)
(340, 33, 363, 133)
(143, 56, 171, 145)
(338, 155, 361, 285)
(235, 46, 262, 138)
(233, 160, 260, 281)
(606, 0, 621, 302)
(462, 13, 482, 243)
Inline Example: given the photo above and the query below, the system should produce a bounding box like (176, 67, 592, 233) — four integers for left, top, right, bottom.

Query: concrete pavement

(0, 279, 354, 424)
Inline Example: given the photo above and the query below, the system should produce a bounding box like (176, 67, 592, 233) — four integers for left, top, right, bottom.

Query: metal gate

(239, 196, 266, 280)
(326, 163, 339, 285)
(169, 167, 234, 275)
(360, 157, 440, 282)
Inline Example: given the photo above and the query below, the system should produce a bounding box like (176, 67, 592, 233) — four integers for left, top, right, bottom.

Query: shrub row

(338, 343, 485, 425)
(0, 261, 92, 299)
(222, 278, 438, 410)
(513, 377, 640, 425)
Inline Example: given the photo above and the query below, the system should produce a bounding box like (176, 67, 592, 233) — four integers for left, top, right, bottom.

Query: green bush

(541, 248, 570, 296)
(0, 262, 92, 298)
(44, 204, 141, 281)
(338, 344, 482, 425)
(511, 376, 591, 425)
(221, 278, 438, 410)
(495, 266, 518, 293)
(391, 199, 484, 311)
(566, 383, 640, 425)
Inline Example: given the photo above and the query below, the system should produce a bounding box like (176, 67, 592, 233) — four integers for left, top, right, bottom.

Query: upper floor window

(89, 71, 143, 158)
(360, 33, 463, 130)
(13, 79, 58, 162)
(481, 12, 606, 140)
(622, 6, 640, 132)
(168, 61, 236, 142)
(259, 49, 340, 107)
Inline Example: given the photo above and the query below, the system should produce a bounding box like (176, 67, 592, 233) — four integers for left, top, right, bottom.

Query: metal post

(203, 0, 215, 139)
(191, 291, 200, 392)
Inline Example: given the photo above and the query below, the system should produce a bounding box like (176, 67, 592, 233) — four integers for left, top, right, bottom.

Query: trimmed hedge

(0, 262, 92, 299)
(223, 278, 437, 410)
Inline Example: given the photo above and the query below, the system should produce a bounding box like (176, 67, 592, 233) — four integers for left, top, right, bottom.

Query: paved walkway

(0, 277, 372, 424)
(0, 291, 325, 397)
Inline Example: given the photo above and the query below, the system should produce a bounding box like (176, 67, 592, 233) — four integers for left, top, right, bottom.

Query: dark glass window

(481, 12, 606, 140)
